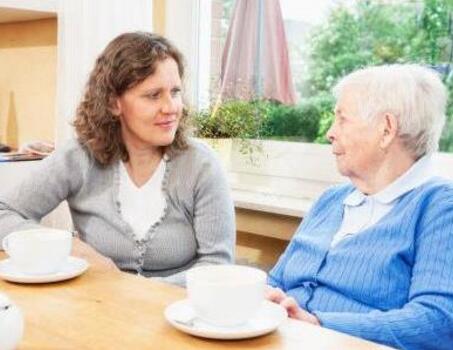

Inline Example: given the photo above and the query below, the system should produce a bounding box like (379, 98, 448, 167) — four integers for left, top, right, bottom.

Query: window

(197, 0, 453, 153)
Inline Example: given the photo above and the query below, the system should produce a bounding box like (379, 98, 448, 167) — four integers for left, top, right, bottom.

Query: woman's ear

(109, 97, 122, 116)
(380, 113, 398, 150)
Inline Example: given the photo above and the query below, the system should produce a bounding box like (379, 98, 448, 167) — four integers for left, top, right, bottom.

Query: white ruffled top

(118, 160, 166, 240)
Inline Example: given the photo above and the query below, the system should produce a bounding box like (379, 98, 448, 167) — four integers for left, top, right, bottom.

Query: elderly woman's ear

(378, 113, 398, 151)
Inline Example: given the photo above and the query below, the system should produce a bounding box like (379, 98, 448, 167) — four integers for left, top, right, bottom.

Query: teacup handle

(2, 235, 10, 255)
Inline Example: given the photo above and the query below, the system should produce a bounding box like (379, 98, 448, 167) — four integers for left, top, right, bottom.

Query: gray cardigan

(0, 139, 236, 286)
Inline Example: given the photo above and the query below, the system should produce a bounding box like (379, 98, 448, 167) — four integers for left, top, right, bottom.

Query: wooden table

(0, 254, 392, 350)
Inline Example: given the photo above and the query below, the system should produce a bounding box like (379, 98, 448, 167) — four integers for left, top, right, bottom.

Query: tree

(306, 0, 453, 151)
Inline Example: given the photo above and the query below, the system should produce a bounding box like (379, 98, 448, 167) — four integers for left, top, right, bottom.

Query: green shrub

(193, 99, 270, 139)
(439, 77, 453, 152)
(315, 110, 335, 144)
(262, 94, 334, 142)
(193, 95, 334, 143)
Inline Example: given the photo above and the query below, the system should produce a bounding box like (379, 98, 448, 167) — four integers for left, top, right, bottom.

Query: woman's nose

(161, 95, 178, 114)
(326, 124, 333, 143)
(326, 123, 335, 143)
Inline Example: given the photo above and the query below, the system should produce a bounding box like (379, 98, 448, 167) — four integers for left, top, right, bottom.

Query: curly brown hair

(73, 31, 189, 166)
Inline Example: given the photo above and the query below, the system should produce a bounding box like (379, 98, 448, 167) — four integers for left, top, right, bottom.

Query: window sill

(232, 189, 312, 218)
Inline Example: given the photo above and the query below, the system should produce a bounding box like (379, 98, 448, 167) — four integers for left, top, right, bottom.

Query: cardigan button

(302, 281, 317, 289)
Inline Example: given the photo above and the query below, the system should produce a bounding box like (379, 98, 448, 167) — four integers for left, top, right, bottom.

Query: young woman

(0, 32, 236, 286)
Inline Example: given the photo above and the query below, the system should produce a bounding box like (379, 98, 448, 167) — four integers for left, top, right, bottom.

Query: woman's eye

(143, 92, 160, 100)
(171, 88, 181, 97)
(338, 116, 346, 124)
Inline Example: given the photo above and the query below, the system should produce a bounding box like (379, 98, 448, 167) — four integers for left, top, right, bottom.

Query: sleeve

(0, 141, 84, 244)
(267, 227, 301, 289)
(268, 186, 344, 289)
(160, 148, 236, 286)
(314, 193, 453, 350)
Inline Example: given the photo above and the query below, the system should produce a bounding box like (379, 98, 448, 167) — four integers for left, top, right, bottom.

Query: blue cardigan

(269, 178, 453, 350)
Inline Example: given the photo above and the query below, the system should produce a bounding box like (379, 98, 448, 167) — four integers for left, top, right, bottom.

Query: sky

(280, 0, 355, 24)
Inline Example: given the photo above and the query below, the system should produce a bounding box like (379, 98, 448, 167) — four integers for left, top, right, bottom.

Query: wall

(0, 18, 57, 148)
(153, 0, 166, 35)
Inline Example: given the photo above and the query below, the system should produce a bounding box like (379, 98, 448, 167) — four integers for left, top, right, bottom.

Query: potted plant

(192, 99, 270, 166)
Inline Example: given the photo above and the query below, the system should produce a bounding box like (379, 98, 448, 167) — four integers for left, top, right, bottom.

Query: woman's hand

(72, 237, 120, 273)
(265, 286, 320, 326)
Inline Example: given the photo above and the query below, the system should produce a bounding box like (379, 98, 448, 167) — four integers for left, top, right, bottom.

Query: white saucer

(0, 257, 89, 283)
(164, 299, 287, 340)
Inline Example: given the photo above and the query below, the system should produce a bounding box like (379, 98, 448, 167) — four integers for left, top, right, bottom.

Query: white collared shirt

(119, 160, 166, 240)
(331, 155, 435, 247)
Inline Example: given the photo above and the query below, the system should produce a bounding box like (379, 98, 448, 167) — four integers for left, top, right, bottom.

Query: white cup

(2, 228, 72, 275)
(186, 265, 267, 327)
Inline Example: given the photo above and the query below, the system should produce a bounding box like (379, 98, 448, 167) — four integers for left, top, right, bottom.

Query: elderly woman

(0, 32, 235, 286)
(267, 64, 453, 349)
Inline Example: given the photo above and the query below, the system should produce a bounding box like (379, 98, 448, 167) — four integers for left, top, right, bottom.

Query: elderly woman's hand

(265, 286, 320, 326)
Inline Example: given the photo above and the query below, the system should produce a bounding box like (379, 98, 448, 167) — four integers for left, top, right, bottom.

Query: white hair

(333, 64, 447, 159)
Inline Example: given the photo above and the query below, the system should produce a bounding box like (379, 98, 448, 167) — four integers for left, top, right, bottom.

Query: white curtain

(165, 0, 211, 110)
(55, 0, 153, 144)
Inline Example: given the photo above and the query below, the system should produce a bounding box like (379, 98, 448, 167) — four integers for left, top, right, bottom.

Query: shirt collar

(344, 155, 435, 206)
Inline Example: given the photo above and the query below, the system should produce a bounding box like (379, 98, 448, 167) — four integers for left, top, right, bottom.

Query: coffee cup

(2, 228, 72, 275)
(186, 265, 267, 327)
